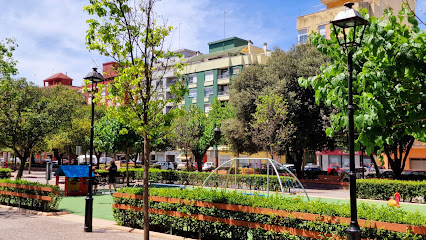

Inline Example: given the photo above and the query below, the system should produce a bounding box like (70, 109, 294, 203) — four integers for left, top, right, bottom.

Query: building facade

(296, 0, 416, 44)
(182, 37, 270, 112)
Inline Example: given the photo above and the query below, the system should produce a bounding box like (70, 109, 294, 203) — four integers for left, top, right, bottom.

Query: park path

(0, 207, 187, 240)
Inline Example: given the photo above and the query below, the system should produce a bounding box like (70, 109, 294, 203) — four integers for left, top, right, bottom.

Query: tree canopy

(299, 5, 426, 178)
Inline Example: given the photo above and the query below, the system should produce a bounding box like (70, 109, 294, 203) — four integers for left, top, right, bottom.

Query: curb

(0, 204, 70, 216)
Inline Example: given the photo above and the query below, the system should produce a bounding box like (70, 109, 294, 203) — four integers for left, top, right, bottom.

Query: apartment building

(296, 0, 416, 44)
(181, 37, 270, 113)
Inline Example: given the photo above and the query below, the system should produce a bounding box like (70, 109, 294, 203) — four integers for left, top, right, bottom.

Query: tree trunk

(126, 147, 130, 187)
(143, 134, 150, 240)
(294, 149, 304, 179)
(369, 154, 381, 178)
(15, 150, 30, 179)
(384, 136, 414, 179)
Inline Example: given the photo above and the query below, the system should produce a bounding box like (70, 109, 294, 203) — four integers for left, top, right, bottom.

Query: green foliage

(113, 187, 425, 239)
(0, 179, 62, 211)
(357, 179, 426, 202)
(299, 5, 425, 177)
(228, 45, 333, 175)
(0, 168, 11, 179)
(251, 93, 293, 158)
(0, 38, 18, 79)
(171, 99, 233, 171)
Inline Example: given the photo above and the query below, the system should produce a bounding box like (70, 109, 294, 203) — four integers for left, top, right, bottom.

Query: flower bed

(0, 179, 62, 211)
(112, 188, 426, 239)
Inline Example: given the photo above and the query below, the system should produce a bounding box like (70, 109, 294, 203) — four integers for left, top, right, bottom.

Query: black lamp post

(83, 67, 104, 232)
(214, 127, 221, 167)
(331, 3, 368, 240)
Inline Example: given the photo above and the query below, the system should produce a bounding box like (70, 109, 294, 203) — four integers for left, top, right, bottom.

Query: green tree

(84, 0, 185, 236)
(0, 38, 18, 79)
(94, 114, 140, 185)
(299, 5, 426, 179)
(251, 93, 293, 159)
(229, 45, 333, 176)
(171, 99, 233, 171)
(43, 85, 87, 164)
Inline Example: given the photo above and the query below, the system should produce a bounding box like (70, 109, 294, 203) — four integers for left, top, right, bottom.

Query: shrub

(0, 179, 62, 211)
(357, 179, 426, 203)
(0, 168, 11, 179)
(113, 187, 425, 239)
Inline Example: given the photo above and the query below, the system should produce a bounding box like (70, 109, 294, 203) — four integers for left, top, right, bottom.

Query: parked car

(342, 167, 366, 182)
(401, 170, 426, 181)
(158, 162, 175, 170)
(327, 164, 343, 175)
(176, 162, 187, 171)
(304, 164, 322, 171)
(278, 164, 296, 173)
(380, 170, 394, 178)
(202, 162, 216, 171)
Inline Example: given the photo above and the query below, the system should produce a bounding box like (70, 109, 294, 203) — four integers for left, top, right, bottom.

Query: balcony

(217, 90, 229, 96)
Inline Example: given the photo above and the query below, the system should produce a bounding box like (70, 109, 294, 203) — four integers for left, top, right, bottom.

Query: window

(189, 89, 197, 98)
(298, 29, 308, 44)
(204, 86, 213, 97)
(204, 103, 211, 113)
(218, 85, 229, 95)
(218, 69, 229, 79)
(232, 66, 240, 75)
(188, 74, 197, 84)
(318, 25, 326, 38)
(205, 71, 213, 82)
(101, 89, 106, 97)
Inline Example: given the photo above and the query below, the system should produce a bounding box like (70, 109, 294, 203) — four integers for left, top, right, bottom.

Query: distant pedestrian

(92, 166, 99, 194)
(106, 160, 117, 192)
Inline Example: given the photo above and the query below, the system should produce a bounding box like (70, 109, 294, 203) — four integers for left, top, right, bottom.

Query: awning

(176, 154, 192, 160)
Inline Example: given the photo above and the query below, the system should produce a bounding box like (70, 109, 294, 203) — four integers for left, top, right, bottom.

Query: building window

(298, 29, 308, 44)
(218, 85, 229, 96)
(318, 25, 326, 38)
(188, 74, 197, 84)
(189, 89, 197, 98)
(232, 66, 240, 75)
(218, 69, 229, 79)
(204, 103, 211, 113)
(204, 86, 213, 97)
(205, 71, 213, 82)
(101, 89, 106, 97)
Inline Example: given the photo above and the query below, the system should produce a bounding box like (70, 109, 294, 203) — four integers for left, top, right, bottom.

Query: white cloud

(0, 0, 302, 87)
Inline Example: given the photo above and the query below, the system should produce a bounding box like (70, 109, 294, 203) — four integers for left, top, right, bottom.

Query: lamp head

(84, 67, 104, 83)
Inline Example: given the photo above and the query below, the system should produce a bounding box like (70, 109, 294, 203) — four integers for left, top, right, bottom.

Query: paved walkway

(0, 207, 188, 240)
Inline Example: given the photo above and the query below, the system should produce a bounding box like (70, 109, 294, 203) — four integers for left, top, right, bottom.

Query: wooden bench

(318, 175, 343, 182)
(0, 182, 56, 211)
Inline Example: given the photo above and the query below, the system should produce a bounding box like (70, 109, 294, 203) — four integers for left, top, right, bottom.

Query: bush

(0, 179, 62, 211)
(113, 188, 425, 239)
(357, 179, 426, 203)
(0, 168, 11, 179)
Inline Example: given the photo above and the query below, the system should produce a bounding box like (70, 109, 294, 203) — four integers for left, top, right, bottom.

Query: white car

(158, 162, 175, 170)
(202, 162, 216, 171)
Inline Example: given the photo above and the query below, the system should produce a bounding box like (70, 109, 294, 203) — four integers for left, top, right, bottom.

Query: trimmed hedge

(357, 179, 426, 203)
(97, 168, 298, 192)
(113, 188, 425, 239)
(0, 168, 11, 179)
(0, 179, 62, 211)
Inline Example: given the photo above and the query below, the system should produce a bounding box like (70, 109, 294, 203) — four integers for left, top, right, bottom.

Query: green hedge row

(113, 188, 425, 239)
(97, 168, 298, 192)
(0, 168, 11, 179)
(0, 179, 62, 211)
(357, 179, 426, 203)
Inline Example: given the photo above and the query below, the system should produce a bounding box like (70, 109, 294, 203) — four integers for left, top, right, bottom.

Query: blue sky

(0, 0, 425, 87)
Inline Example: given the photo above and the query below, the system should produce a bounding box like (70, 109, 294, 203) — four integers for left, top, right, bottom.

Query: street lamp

(331, 3, 368, 240)
(214, 127, 221, 167)
(83, 67, 104, 232)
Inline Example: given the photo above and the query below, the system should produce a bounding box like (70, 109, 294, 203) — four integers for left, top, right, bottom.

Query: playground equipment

(202, 158, 309, 200)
